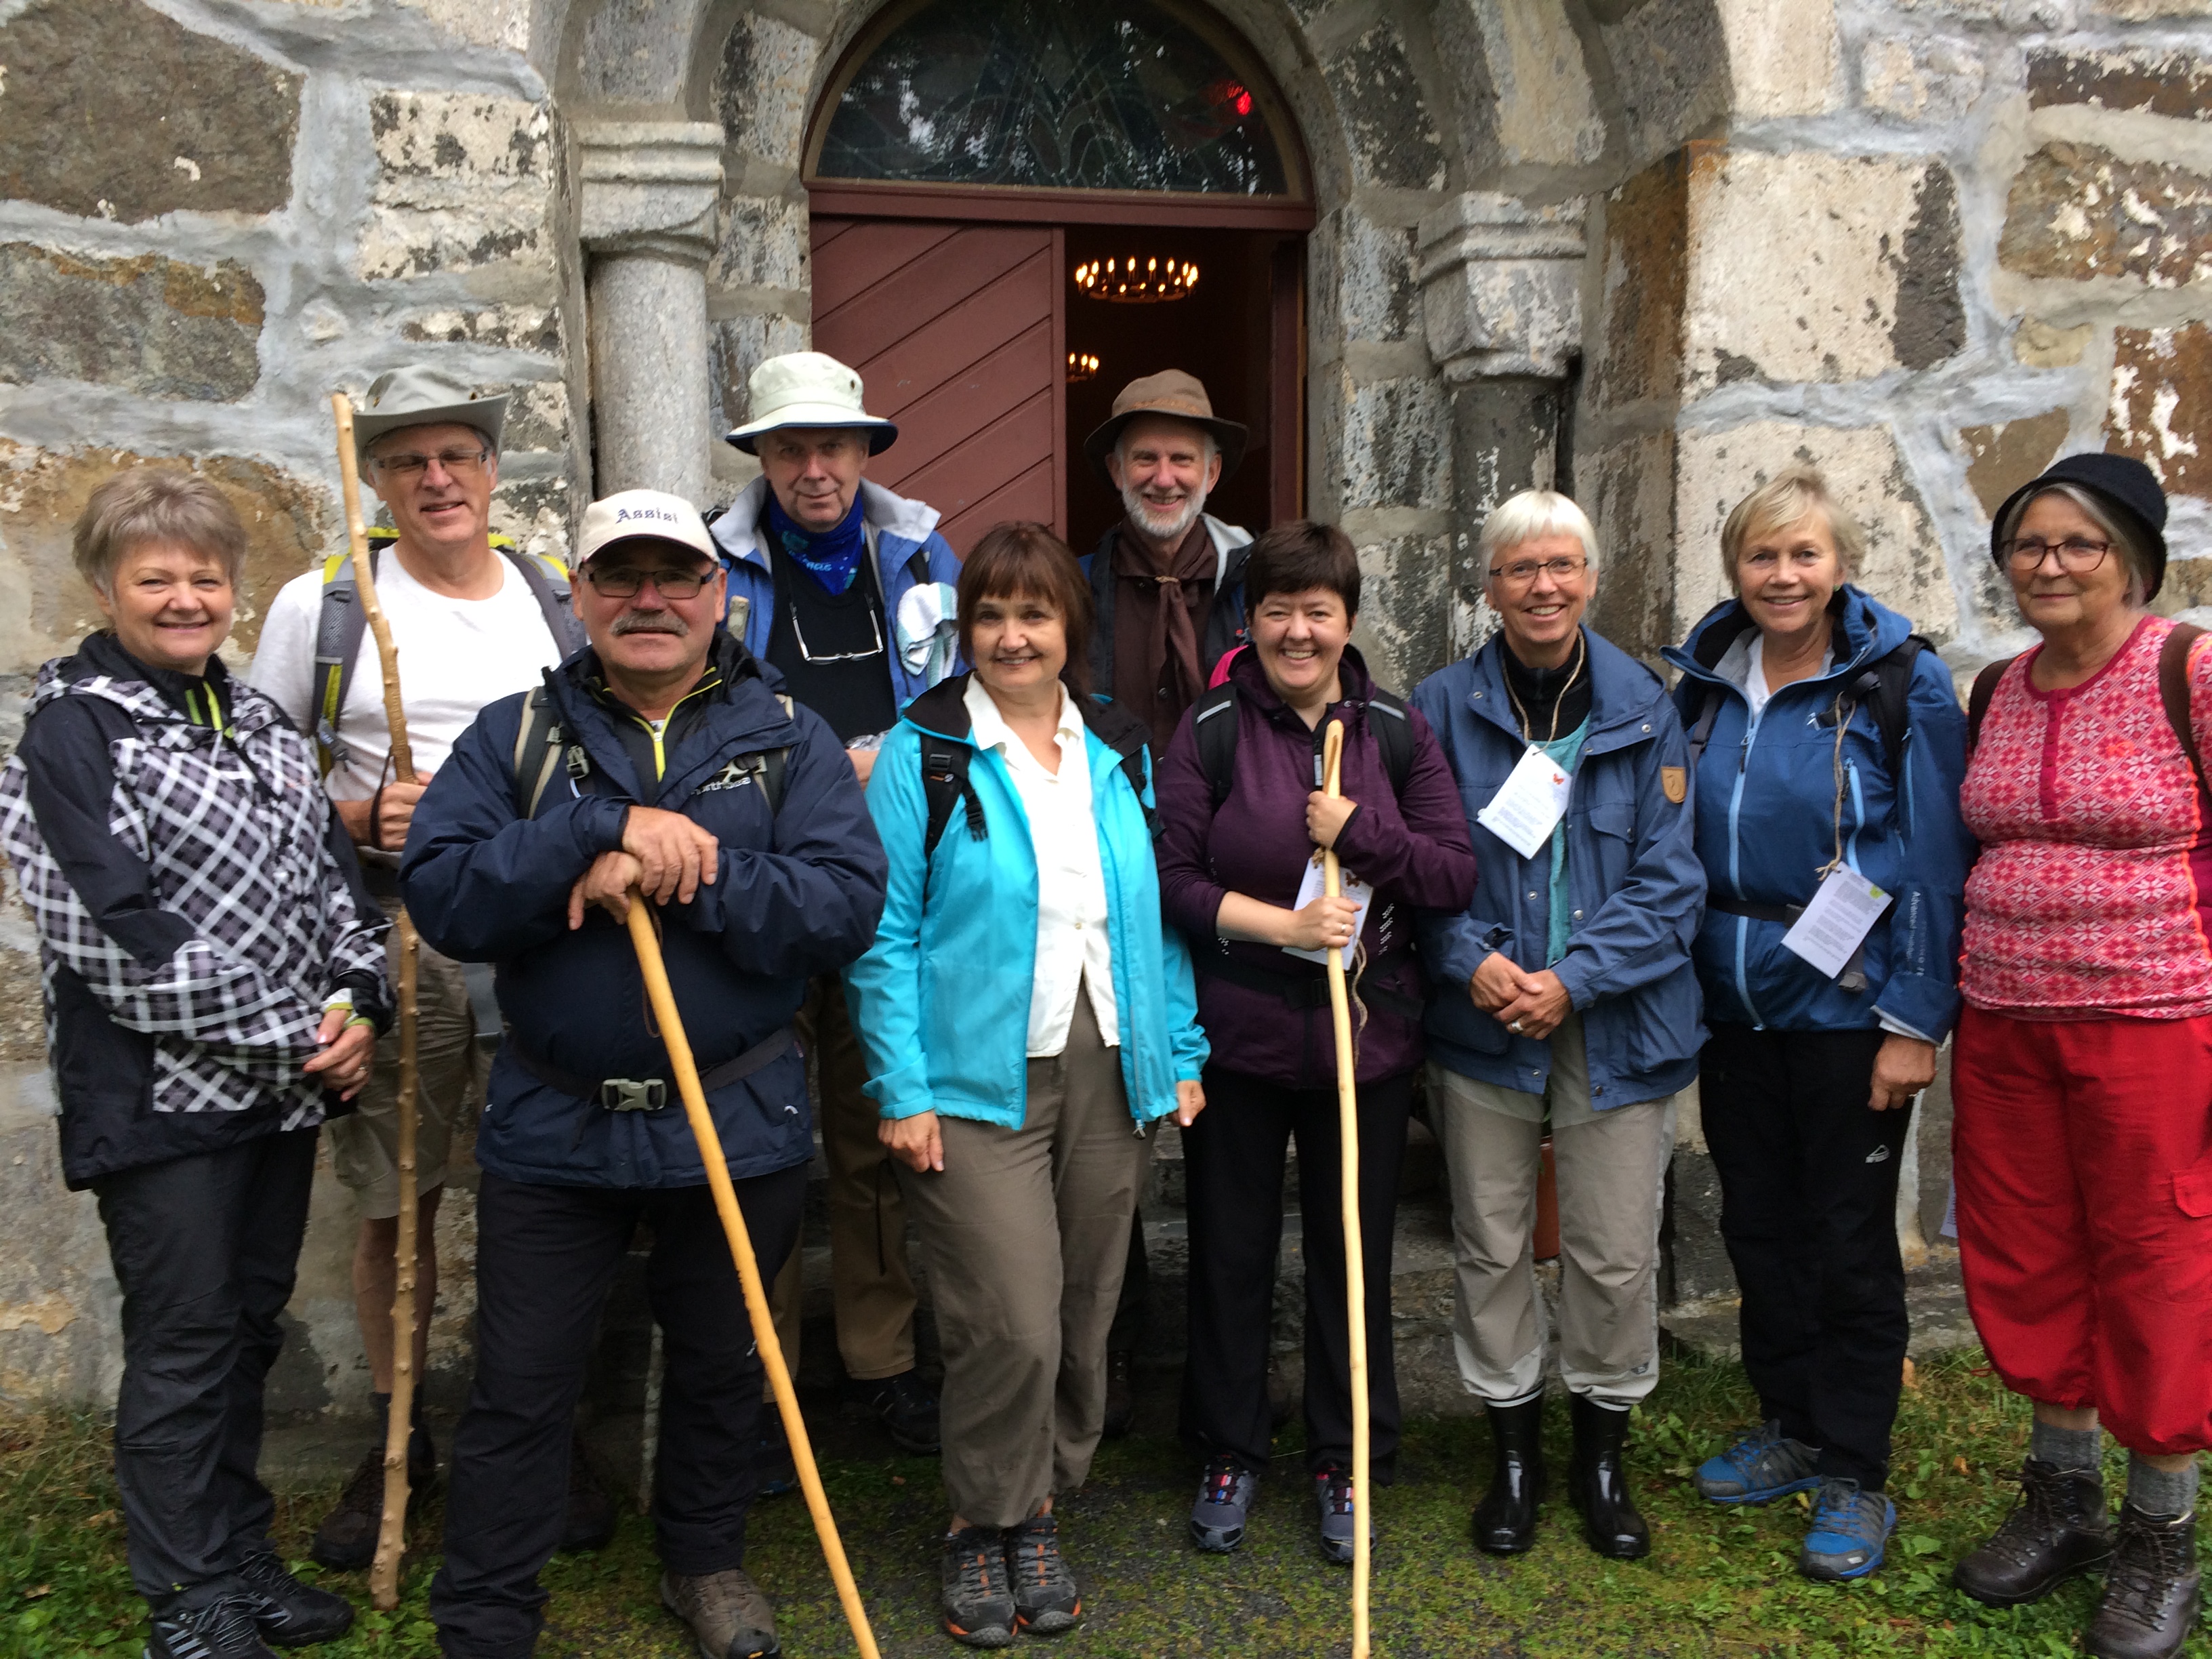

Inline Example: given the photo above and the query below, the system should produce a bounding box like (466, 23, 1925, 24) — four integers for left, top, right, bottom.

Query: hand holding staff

(1321, 718, 1372, 1659)
(623, 897, 883, 1658)
(332, 391, 425, 1612)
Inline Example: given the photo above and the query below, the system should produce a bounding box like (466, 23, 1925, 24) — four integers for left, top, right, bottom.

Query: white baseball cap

(575, 490, 718, 566)
(724, 351, 898, 455)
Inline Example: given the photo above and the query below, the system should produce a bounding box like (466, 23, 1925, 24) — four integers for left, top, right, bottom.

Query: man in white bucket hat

(712, 350, 961, 1468)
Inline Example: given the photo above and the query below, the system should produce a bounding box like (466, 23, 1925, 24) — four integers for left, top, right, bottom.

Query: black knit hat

(1989, 452, 2170, 600)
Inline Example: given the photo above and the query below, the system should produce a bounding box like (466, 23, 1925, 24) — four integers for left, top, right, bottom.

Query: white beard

(1121, 478, 1209, 547)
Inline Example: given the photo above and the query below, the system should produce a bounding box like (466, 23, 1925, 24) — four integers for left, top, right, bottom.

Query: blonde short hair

(1720, 466, 1863, 592)
(73, 470, 247, 596)
(1479, 490, 1599, 585)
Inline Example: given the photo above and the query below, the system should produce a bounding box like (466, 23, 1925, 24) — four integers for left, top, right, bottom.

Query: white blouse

(964, 678, 1120, 1057)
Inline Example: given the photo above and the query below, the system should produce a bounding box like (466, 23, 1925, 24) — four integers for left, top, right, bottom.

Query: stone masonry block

(1587, 147, 1698, 415)
(1579, 429, 1681, 663)
(1601, 0, 1729, 167)
(1685, 152, 1965, 390)
(1311, 205, 1418, 348)
(2030, 47, 2212, 120)
(0, 246, 263, 402)
(1959, 410, 2071, 516)
(1861, 35, 1988, 124)
(360, 93, 556, 281)
(1322, 24, 1448, 192)
(716, 12, 822, 170)
(711, 314, 808, 435)
(1350, 533, 1456, 692)
(2109, 325, 2212, 499)
(391, 0, 534, 50)
(1716, 0, 1839, 119)
(397, 304, 564, 356)
(1337, 375, 1452, 513)
(0, 0, 300, 224)
(1432, 0, 1604, 169)
(710, 194, 811, 295)
(2000, 142, 2212, 289)
(2085, 0, 2212, 16)
(1674, 421, 1956, 644)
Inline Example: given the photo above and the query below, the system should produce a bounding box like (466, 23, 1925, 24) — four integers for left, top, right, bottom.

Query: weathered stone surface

(1674, 421, 1956, 642)
(359, 93, 556, 281)
(1861, 35, 1988, 123)
(575, 0, 698, 104)
(1579, 430, 1680, 662)
(1349, 533, 1455, 691)
(1587, 148, 1698, 413)
(1432, 0, 1604, 168)
(2085, 0, 2212, 16)
(488, 476, 574, 562)
(1312, 206, 1418, 348)
(1999, 143, 2212, 289)
(2030, 47, 2212, 120)
(1960, 410, 2071, 515)
(1323, 24, 1448, 192)
(398, 304, 563, 356)
(0, 0, 300, 224)
(502, 380, 575, 454)
(1889, 0, 2064, 20)
(392, 0, 534, 49)
(710, 194, 810, 295)
(2015, 316, 2093, 367)
(710, 313, 808, 436)
(716, 12, 821, 169)
(0, 1057, 119, 1406)
(1601, 0, 1729, 165)
(0, 443, 337, 671)
(1683, 153, 1963, 390)
(1417, 195, 1585, 380)
(0, 246, 263, 402)
(2109, 325, 2212, 497)
(1717, 0, 1839, 118)
(1338, 375, 1452, 511)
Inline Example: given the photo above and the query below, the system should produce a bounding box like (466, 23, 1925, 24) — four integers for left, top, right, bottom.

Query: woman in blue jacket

(1413, 491, 1706, 1564)
(1663, 466, 1973, 1584)
(846, 523, 1208, 1650)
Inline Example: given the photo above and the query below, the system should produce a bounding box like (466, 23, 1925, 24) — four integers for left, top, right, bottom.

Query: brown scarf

(1111, 516, 1218, 755)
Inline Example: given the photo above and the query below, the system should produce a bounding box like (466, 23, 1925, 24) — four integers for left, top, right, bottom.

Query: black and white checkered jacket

(0, 633, 390, 1188)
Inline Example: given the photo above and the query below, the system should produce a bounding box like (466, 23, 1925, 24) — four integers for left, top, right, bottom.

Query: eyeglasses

(2002, 536, 2113, 574)
(583, 565, 715, 599)
(371, 447, 491, 479)
(1488, 556, 1588, 586)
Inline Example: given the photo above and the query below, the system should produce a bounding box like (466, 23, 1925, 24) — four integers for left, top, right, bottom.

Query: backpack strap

(1685, 684, 1725, 774)
(498, 546, 587, 659)
(1864, 635, 1930, 785)
(2159, 623, 2211, 809)
(735, 693, 796, 817)
(1083, 695, 1162, 840)
(510, 684, 587, 819)
(1966, 656, 2016, 754)
(1366, 687, 1415, 794)
(1191, 682, 1241, 807)
(920, 736, 987, 861)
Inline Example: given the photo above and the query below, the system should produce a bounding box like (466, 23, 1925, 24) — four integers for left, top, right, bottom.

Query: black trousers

(430, 1165, 806, 1658)
(1700, 1022, 1910, 1490)
(1179, 1066, 1412, 1479)
(1106, 1208, 1149, 1355)
(94, 1126, 318, 1606)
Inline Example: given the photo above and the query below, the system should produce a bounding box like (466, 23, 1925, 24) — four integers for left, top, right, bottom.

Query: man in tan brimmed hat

(247, 365, 611, 1568)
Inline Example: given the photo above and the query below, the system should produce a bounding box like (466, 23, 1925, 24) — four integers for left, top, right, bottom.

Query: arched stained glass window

(813, 0, 1300, 197)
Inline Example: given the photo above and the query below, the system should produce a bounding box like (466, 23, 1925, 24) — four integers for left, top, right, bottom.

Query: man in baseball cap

(408, 486, 888, 1659)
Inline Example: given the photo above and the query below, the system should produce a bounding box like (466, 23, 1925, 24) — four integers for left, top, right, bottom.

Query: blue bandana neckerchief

(766, 494, 867, 596)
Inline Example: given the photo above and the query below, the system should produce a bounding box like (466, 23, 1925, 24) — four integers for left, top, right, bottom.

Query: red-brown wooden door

(810, 219, 1066, 553)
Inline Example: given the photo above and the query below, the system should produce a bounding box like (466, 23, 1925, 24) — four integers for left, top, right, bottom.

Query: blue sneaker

(1695, 1418, 1822, 1504)
(1800, 1476, 1896, 1581)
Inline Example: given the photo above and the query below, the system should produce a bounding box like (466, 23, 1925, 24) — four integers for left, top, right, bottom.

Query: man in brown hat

(1078, 369, 1254, 1435)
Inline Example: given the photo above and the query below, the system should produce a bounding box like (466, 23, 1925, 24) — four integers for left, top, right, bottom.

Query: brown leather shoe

(1952, 1459, 2112, 1607)
(661, 1568, 780, 1659)
(2086, 1505, 2200, 1659)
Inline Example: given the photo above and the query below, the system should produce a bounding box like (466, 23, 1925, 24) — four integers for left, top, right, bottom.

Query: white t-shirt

(1744, 635, 1834, 721)
(963, 678, 1119, 1058)
(247, 551, 571, 804)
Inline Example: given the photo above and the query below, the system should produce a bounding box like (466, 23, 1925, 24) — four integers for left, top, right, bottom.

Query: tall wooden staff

(623, 902, 882, 1658)
(330, 392, 424, 1612)
(1320, 719, 1370, 1658)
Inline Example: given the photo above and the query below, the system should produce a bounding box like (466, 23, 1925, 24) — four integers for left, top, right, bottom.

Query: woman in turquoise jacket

(846, 523, 1207, 1650)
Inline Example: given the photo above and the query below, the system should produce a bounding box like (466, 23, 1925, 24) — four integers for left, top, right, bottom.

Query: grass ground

(5, 1350, 2207, 1658)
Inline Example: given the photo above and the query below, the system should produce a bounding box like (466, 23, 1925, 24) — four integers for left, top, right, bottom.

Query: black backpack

(508, 680, 793, 820)
(1187, 680, 1416, 806)
(1687, 635, 1931, 789)
(920, 693, 1158, 860)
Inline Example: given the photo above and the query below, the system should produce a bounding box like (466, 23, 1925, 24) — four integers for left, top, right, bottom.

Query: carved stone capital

(576, 121, 724, 264)
(1415, 193, 1587, 384)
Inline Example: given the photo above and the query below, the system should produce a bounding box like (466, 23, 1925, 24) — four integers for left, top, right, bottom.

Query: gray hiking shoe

(1315, 1463, 1375, 1565)
(1189, 1454, 1258, 1553)
(660, 1568, 779, 1659)
(1695, 1418, 1822, 1504)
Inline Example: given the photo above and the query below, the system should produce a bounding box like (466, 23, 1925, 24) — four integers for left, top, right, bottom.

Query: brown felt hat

(1083, 370, 1248, 486)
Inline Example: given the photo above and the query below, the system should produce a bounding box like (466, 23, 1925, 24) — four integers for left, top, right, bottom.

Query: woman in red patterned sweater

(1951, 453, 2207, 1659)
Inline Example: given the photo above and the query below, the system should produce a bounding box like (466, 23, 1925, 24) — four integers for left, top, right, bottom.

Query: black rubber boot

(2085, 1505, 2200, 1659)
(1568, 1392, 1650, 1560)
(1473, 1396, 1547, 1555)
(1952, 1458, 2112, 1607)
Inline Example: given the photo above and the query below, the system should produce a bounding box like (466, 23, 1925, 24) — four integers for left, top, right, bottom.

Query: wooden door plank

(808, 220, 965, 322)
(937, 456, 1057, 554)
(871, 319, 1052, 477)
(856, 247, 1052, 415)
(877, 386, 1054, 508)
(817, 228, 1049, 371)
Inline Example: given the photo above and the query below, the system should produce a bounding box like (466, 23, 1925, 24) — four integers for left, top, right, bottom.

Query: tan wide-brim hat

(575, 489, 718, 566)
(1083, 369, 1248, 486)
(725, 351, 898, 455)
(350, 366, 508, 468)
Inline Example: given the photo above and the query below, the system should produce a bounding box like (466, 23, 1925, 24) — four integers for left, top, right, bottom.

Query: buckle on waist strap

(598, 1078, 668, 1112)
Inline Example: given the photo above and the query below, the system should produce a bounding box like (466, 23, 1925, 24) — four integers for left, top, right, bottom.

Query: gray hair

(72, 469, 247, 595)
(1479, 490, 1599, 586)
(1997, 481, 2152, 607)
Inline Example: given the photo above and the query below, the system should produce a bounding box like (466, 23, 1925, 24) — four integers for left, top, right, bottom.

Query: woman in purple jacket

(1156, 520, 1476, 1564)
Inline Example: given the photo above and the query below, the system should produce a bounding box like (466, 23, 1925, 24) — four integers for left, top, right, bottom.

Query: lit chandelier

(1074, 255, 1199, 303)
(1067, 351, 1101, 383)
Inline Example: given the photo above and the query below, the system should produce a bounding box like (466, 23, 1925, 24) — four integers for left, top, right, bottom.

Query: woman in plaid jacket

(0, 471, 390, 1659)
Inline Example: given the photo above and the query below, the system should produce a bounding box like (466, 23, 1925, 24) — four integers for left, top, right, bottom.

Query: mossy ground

(6, 1351, 2207, 1657)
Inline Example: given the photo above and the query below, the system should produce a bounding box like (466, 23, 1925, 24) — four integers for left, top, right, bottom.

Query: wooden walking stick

(623, 900, 883, 1659)
(331, 392, 425, 1612)
(1320, 718, 1371, 1658)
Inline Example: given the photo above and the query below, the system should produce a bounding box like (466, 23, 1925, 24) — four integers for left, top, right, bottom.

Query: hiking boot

(1696, 1419, 1821, 1506)
(859, 1369, 941, 1456)
(1799, 1476, 1896, 1581)
(1314, 1463, 1373, 1565)
(236, 1551, 354, 1647)
(307, 1429, 433, 1572)
(1569, 1393, 1650, 1561)
(561, 1431, 617, 1553)
(1005, 1513, 1082, 1636)
(2085, 1505, 2200, 1659)
(659, 1568, 779, 1659)
(1952, 1458, 2112, 1607)
(752, 1421, 798, 1498)
(1101, 1351, 1136, 1440)
(146, 1594, 280, 1659)
(1189, 1454, 1258, 1553)
(939, 1524, 1016, 1648)
(1473, 1397, 1547, 1555)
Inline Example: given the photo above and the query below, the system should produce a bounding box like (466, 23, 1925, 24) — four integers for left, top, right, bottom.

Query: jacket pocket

(2174, 1164, 2212, 1219)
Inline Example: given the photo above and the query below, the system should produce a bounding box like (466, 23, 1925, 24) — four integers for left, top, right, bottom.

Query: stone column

(577, 122, 724, 504)
(1414, 194, 1588, 653)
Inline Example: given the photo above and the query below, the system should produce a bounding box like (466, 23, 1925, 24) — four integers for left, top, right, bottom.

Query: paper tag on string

(1476, 745, 1575, 860)
(1284, 855, 1372, 968)
(1780, 867, 1891, 980)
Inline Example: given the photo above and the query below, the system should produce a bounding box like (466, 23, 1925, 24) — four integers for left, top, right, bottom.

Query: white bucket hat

(351, 366, 508, 468)
(575, 490, 718, 566)
(724, 351, 898, 456)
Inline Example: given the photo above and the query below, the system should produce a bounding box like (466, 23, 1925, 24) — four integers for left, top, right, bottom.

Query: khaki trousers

(769, 977, 918, 1382)
(1431, 1012, 1677, 1407)
(897, 991, 1151, 1528)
